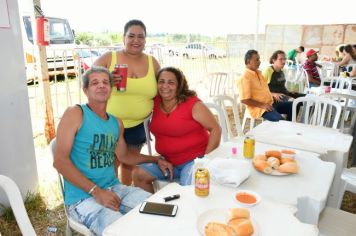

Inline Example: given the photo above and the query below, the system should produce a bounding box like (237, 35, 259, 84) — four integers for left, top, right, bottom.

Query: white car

(178, 43, 226, 59)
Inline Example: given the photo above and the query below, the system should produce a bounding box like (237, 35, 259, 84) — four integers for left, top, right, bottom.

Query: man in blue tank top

(53, 66, 173, 235)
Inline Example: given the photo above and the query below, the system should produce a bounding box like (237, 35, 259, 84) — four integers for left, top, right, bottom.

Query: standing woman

(94, 19, 160, 185)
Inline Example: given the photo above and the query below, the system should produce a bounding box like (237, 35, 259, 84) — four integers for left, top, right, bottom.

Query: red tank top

(150, 96, 209, 166)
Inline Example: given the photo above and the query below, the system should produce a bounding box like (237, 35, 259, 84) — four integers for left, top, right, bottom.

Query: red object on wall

(36, 16, 49, 46)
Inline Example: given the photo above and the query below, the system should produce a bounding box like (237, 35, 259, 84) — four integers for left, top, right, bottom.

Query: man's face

(308, 53, 318, 62)
(247, 53, 261, 71)
(84, 72, 112, 103)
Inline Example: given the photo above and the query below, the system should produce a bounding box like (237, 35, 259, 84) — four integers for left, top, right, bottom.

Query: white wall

(0, 0, 38, 207)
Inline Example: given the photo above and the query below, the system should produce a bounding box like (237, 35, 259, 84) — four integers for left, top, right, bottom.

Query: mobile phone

(139, 201, 178, 217)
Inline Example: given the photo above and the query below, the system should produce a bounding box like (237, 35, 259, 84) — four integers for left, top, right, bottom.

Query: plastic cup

(231, 147, 237, 156)
(114, 64, 128, 91)
(325, 86, 331, 93)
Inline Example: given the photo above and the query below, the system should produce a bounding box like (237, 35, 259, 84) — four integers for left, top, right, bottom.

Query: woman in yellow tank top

(94, 19, 160, 185)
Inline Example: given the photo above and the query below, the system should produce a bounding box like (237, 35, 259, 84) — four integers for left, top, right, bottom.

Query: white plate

(270, 169, 290, 176)
(234, 190, 261, 207)
(197, 208, 259, 236)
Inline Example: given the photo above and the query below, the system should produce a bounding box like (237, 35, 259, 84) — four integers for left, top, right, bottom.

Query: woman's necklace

(161, 101, 178, 116)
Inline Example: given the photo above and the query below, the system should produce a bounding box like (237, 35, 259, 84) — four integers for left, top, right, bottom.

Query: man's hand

(157, 158, 174, 181)
(261, 103, 274, 112)
(272, 93, 285, 102)
(92, 187, 121, 211)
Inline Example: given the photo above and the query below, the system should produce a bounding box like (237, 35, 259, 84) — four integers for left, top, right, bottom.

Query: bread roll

(228, 218, 248, 226)
(228, 208, 250, 220)
(267, 157, 280, 169)
(265, 150, 282, 159)
(280, 157, 296, 164)
(205, 222, 236, 236)
(278, 162, 299, 173)
(254, 154, 267, 161)
(253, 159, 273, 174)
(228, 219, 254, 236)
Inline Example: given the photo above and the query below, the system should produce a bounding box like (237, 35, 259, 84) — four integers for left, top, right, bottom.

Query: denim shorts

(68, 184, 151, 235)
(124, 122, 146, 148)
(139, 159, 196, 186)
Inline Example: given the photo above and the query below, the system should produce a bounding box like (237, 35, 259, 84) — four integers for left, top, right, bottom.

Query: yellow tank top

(107, 52, 157, 128)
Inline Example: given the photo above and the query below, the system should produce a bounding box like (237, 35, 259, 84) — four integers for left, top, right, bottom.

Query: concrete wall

(265, 24, 356, 59)
(0, 0, 38, 208)
(228, 23, 356, 61)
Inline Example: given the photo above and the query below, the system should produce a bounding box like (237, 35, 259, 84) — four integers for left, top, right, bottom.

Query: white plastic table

(205, 140, 335, 225)
(103, 183, 319, 236)
(248, 120, 353, 207)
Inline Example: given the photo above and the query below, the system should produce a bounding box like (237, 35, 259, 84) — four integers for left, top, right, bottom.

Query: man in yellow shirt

(238, 50, 293, 121)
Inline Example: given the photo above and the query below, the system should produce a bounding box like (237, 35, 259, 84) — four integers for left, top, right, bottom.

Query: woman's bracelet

(88, 184, 97, 195)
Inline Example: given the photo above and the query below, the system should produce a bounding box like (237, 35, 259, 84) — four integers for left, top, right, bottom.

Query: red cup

(113, 64, 128, 92)
(325, 86, 331, 93)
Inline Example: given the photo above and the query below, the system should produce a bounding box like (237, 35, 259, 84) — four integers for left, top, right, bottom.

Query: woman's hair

(344, 44, 356, 60)
(269, 50, 286, 64)
(244, 49, 258, 65)
(124, 19, 146, 36)
(157, 67, 196, 102)
(82, 66, 113, 89)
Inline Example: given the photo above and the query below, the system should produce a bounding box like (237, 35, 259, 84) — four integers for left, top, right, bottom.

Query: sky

(38, 0, 356, 36)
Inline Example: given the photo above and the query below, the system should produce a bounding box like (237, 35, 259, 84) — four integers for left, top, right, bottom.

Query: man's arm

(115, 118, 174, 178)
(241, 99, 273, 112)
(53, 106, 121, 211)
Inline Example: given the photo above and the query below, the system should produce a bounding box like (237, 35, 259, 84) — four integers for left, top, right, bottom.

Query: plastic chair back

(292, 96, 342, 129)
(205, 72, 230, 97)
(213, 95, 243, 138)
(0, 175, 36, 236)
(204, 102, 229, 142)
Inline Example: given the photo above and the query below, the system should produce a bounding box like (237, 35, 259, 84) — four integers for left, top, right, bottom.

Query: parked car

(75, 49, 99, 71)
(175, 43, 227, 59)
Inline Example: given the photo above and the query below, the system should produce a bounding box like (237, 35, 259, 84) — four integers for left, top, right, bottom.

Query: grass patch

(0, 191, 66, 235)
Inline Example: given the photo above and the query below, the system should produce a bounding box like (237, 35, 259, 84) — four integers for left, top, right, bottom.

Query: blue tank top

(64, 104, 120, 205)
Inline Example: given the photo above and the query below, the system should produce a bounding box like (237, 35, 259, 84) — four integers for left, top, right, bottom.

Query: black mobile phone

(139, 201, 178, 217)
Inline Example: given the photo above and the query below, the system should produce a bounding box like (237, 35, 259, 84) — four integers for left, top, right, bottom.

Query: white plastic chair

(204, 102, 229, 142)
(336, 167, 356, 209)
(203, 72, 231, 101)
(241, 106, 264, 133)
(329, 76, 352, 91)
(0, 175, 36, 236)
(213, 95, 243, 139)
(49, 138, 94, 236)
(295, 67, 310, 93)
(321, 93, 356, 133)
(292, 96, 342, 129)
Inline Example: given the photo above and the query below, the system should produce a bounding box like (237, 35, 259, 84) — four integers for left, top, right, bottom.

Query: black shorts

(123, 122, 146, 148)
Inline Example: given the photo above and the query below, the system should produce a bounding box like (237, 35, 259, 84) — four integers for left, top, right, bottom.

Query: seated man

(263, 50, 305, 100)
(238, 49, 293, 122)
(53, 66, 172, 235)
(303, 49, 322, 87)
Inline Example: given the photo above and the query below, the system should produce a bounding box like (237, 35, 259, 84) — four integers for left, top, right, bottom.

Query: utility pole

(32, 0, 56, 142)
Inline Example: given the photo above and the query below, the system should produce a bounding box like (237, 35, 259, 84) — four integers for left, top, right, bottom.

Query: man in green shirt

(287, 46, 304, 64)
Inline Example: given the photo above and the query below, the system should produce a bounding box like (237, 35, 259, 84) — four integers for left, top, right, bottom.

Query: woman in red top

(133, 67, 221, 192)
